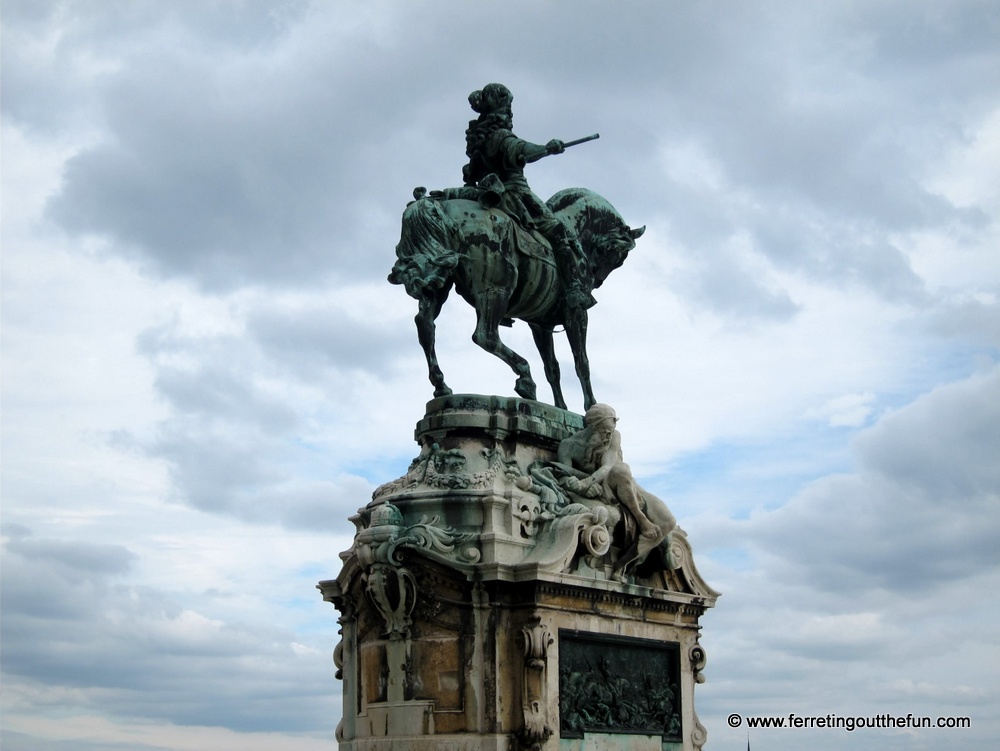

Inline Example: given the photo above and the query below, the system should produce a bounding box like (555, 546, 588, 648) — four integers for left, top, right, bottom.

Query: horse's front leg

(564, 306, 595, 411)
(472, 287, 537, 401)
(529, 323, 566, 410)
(415, 292, 452, 398)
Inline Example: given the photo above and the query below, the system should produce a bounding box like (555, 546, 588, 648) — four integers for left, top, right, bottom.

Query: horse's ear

(630, 225, 646, 240)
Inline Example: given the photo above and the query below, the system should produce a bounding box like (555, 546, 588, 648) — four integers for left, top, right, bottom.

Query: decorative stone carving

(359, 398, 719, 594)
(371, 444, 470, 500)
(517, 617, 554, 750)
(517, 500, 620, 575)
(543, 403, 679, 579)
(690, 642, 708, 685)
(364, 564, 417, 639)
(316, 84, 722, 748)
(355, 502, 479, 572)
(691, 711, 708, 751)
(372, 444, 523, 502)
(472, 447, 522, 488)
(318, 395, 720, 750)
(352, 502, 481, 639)
(559, 632, 682, 741)
(333, 632, 345, 680)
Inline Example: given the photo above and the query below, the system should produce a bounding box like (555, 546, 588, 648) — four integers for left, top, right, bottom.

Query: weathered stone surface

(318, 397, 718, 750)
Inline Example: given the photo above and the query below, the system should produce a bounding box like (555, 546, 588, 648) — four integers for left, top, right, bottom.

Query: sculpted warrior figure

(391, 83, 642, 409)
(463, 83, 596, 312)
(551, 404, 677, 574)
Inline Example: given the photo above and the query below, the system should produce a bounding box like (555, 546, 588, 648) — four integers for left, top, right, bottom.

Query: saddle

(423, 183, 559, 270)
(509, 219, 558, 267)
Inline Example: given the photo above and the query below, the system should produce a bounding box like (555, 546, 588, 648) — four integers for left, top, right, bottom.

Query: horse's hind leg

(529, 323, 567, 410)
(472, 289, 537, 401)
(564, 307, 596, 411)
(415, 290, 452, 398)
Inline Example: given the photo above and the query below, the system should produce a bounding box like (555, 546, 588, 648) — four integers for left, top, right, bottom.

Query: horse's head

(588, 222, 644, 289)
(548, 188, 644, 290)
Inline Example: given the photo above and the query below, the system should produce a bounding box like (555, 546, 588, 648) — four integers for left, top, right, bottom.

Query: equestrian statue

(389, 83, 644, 410)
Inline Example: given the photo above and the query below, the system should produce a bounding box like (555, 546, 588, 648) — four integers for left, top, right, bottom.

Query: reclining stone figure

(532, 404, 678, 577)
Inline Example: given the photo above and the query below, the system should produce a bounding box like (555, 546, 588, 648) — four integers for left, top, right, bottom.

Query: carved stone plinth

(318, 395, 719, 751)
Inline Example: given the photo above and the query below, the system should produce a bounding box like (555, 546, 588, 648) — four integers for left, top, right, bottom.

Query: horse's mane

(548, 188, 621, 233)
(548, 188, 635, 289)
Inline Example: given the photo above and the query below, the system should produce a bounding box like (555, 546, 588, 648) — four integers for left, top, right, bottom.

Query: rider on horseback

(463, 83, 597, 312)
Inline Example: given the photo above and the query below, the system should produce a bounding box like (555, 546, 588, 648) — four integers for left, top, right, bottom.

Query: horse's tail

(388, 198, 460, 299)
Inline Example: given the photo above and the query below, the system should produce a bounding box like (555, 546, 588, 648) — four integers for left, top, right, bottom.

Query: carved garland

(372, 445, 521, 501)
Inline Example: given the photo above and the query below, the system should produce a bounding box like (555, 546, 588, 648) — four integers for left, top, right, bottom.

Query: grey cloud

(7, 3, 1000, 749)
(1, 532, 336, 734)
(137, 325, 302, 434)
(247, 478, 373, 531)
(750, 211, 930, 302)
(154, 364, 298, 433)
(1, 522, 32, 539)
(677, 2, 997, 222)
(135, 326, 303, 517)
(659, 187, 931, 308)
(1, 0, 309, 135)
(855, 367, 1000, 497)
(677, 256, 801, 323)
(1, 532, 138, 621)
(693, 571, 1000, 751)
(246, 302, 412, 380)
(646, 3, 992, 306)
(150, 413, 370, 530)
(1, 730, 176, 751)
(750, 367, 1000, 594)
(150, 422, 286, 515)
(27, 1, 995, 305)
(922, 293, 1000, 348)
(37, 17, 418, 288)
(131, 311, 394, 525)
(47, 74, 354, 289)
(4, 535, 137, 577)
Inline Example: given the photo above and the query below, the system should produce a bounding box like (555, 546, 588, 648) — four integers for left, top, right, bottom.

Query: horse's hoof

(514, 378, 537, 401)
(434, 386, 453, 397)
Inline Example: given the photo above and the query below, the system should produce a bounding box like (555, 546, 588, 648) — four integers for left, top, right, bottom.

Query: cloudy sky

(2, 1, 998, 749)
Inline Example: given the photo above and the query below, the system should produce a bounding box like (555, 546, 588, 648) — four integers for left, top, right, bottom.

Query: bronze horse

(389, 187, 643, 411)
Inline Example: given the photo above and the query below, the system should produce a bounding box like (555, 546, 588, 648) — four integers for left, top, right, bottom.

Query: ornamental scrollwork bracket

(690, 641, 708, 684)
(356, 502, 479, 569)
(516, 616, 554, 750)
(364, 563, 417, 639)
(355, 502, 480, 638)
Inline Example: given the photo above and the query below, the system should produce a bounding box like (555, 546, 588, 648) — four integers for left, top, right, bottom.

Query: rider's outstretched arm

(522, 139, 565, 163)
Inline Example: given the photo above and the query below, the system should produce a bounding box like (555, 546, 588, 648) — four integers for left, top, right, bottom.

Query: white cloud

(3, 2, 999, 749)
(805, 392, 877, 428)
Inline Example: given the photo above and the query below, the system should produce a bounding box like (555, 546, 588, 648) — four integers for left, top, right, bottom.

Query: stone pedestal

(318, 395, 719, 751)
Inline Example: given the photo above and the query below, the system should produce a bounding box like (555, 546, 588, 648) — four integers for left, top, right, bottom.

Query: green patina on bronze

(559, 631, 682, 741)
(389, 83, 644, 411)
